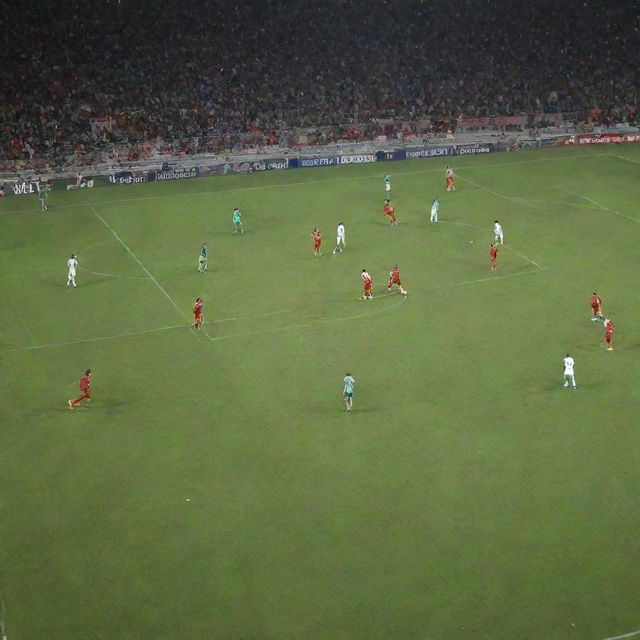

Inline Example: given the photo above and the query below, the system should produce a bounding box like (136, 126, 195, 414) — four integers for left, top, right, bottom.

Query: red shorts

(389, 279, 401, 286)
(79, 390, 91, 399)
(314, 242, 321, 249)
(592, 306, 600, 314)
(364, 283, 372, 292)
(194, 313, 202, 322)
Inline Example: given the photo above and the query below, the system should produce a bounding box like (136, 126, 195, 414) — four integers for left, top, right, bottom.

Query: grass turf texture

(1, 146, 640, 640)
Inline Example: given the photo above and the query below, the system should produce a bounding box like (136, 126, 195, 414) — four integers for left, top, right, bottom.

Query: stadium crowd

(0, 0, 637, 168)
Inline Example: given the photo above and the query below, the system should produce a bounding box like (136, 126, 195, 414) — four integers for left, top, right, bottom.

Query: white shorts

(385, 183, 391, 191)
(68, 269, 76, 277)
(337, 235, 345, 245)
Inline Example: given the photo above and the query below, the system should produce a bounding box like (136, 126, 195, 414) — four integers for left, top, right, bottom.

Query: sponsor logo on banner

(298, 157, 337, 167)
(265, 158, 289, 170)
(109, 172, 147, 185)
(405, 146, 454, 159)
(12, 181, 40, 195)
(149, 167, 199, 181)
(555, 132, 640, 146)
(338, 154, 376, 164)
(456, 143, 493, 154)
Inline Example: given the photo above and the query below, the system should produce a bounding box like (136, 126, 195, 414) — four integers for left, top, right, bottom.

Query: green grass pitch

(1, 145, 640, 640)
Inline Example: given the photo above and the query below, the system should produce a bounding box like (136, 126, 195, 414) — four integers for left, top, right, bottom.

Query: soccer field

(1, 145, 640, 640)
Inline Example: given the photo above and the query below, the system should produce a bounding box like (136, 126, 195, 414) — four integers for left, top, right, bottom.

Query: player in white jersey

(343, 374, 355, 411)
(384, 174, 391, 194)
(493, 220, 504, 244)
(430, 198, 439, 223)
(67, 254, 78, 287)
(563, 354, 576, 388)
(333, 223, 346, 254)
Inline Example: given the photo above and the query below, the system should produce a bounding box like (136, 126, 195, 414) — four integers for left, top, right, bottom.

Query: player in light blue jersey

(343, 373, 355, 411)
(430, 198, 439, 223)
(384, 173, 391, 195)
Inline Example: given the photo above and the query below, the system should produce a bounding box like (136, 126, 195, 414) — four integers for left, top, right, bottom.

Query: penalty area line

(89, 206, 190, 322)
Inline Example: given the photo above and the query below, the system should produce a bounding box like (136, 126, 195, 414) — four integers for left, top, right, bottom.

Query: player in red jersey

(603, 317, 615, 350)
(387, 265, 408, 295)
(489, 243, 499, 270)
(193, 297, 204, 329)
(311, 228, 322, 256)
(360, 269, 373, 300)
(445, 166, 455, 191)
(383, 200, 398, 226)
(590, 292, 603, 321)
(68, 369, 92, 409)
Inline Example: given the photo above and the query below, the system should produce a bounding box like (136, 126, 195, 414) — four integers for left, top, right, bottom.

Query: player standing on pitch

(603, 317, 615, 350)
(359, 269, 373, 300)
(387, 265, 408, 295)
(343, 373, 355, 411)
(384, 173, 391, 195)
(333, 222, 346, 254)
(193, 297, 204, 328)
(563, 354, 577, 389)
(312, 228, 322, 256)
(232, 208, 243, 234)
(66, 254, 78, 287)
(198, 243, 208, 272)
(430, 198, 439, 223)
(445, 166, 455, 191)
(489, 244, 499, 271)
(590, 292, 603, 321)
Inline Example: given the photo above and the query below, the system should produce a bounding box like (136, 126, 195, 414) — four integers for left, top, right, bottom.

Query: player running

(445, 166, 455, 191)
(603, 317, 615, 350)
(359, 269, 373, 300)
(66, 254, 78, 287)
(232, 208, 243, 234)
(68, 369, 92, 409)
(493, 220, 504, 244)
(343, 373, 355, 412)
(311, 228, 322, 256)
(387, 265, 408, 295)
(37, 186, 48, 211)
(384, 200, 398, 226)
(333, 223, 346, 254)
(198, 243, 208, 272)
(430, 198, 439, 223)
(384, 173, 391, 194)
(193, 297, 204, 329)
(563, 354, 577, 389)
(489, 244, 499, 271)
(590, 292, 603, 321)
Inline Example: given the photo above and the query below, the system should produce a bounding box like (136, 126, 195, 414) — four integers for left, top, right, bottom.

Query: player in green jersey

(198, 242, 208, 272)
(232, 208, 243, 234)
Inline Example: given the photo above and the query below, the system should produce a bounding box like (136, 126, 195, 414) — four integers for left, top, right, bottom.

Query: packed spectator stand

(1, 0, 637, 171)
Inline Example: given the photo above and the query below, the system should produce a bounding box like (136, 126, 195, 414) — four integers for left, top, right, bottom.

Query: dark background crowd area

(0, 0, 638, 167)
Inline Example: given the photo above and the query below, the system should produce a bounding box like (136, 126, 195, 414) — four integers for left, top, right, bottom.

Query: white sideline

(0, 152, 610, 216)
(603, 630, 640, 640)
(89, 205, 190, 321)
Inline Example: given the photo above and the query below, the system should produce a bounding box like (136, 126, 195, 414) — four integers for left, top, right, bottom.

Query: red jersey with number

(193, 301, 204, 316)
(490, 246, 498, 261)
(312, 230, 321, 246)
(591, 295, 602, 310)
(79, 375, 91, 392)
(389, 267, 401, 283)
(384, 204, 395, 217)
(605, 320, 614, 335)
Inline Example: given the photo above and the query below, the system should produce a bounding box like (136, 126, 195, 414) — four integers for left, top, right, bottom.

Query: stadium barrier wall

(4, 132, 640, 197)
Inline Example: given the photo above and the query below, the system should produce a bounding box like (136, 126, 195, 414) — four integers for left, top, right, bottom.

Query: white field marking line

(2, 267, 544, 354)
(0, 152, 610, 216)
(412, 267, 545, 295)
(0, 323, 188, 354)
(510, 196, 602, 210)
(453, 175, 545, 268)
(561, 189, 640, 224)
(603, 630, 640, 640)
(89, 205, 190, 322)
(609, 152, 640, 166)
(443, 219, 543, 269)
(78, 266, 152, 280)
(77, 239, 118, 255)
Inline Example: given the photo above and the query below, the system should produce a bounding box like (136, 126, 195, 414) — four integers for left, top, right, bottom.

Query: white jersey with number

(563, 356, 575, 375)
(337, 224, 345, 240)
(67, 257, 78, 275)
(494, 223, 503, 237)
